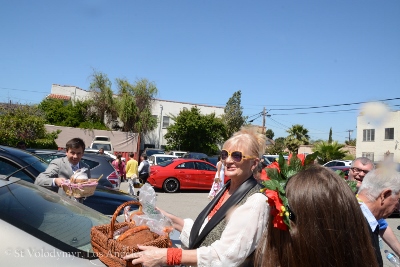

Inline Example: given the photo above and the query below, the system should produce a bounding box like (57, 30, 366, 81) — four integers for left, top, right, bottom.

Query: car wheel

(163, 178, 180, 193)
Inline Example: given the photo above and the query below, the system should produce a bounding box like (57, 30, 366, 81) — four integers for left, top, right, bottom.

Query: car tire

(163, 178, 180, 193)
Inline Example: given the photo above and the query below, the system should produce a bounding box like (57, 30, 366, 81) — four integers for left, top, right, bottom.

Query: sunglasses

(220, 149, 256, 163)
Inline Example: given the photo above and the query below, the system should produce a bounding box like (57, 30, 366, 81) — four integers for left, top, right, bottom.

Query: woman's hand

(123, 245, 167, 267)
(156, 207, 184, 232)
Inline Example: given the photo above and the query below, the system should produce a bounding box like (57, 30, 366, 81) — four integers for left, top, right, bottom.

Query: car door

(194, 161, 217, 189)
(174, 161, 197, 188)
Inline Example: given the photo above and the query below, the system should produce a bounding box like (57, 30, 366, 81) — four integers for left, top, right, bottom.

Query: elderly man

(349, 157, 400, 259)
(357, 168, 400, 267)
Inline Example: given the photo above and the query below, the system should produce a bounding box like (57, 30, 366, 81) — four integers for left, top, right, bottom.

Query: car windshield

(156, 157, 175, 164)
(92, 144, 112, 151)
(0, 179, 110, 257)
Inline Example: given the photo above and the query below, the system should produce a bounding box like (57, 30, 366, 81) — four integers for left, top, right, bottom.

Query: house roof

(47, 94, 71, 100)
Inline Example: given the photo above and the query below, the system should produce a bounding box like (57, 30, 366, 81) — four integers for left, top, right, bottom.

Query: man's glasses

(220, 149, 256, 163)
(350, 167, 369, 174)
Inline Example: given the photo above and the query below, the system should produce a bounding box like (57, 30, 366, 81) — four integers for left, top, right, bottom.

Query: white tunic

(180, 193, 269, 267)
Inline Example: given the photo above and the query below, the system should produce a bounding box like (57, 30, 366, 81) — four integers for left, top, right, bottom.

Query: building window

(363, 129, 375, 142)
(162, 116, 170, 128)
(362, 152, 374, 162)
(385, 128, 394, 140)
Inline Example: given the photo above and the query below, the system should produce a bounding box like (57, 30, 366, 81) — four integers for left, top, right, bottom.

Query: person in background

(16, 141, 27, 150)
(98, 148, 105, 155)
(255, 166, 378, 267)
(208, 156, 225, 200)
(112, 154, 126, 182)
(348, 157, 400, 258)
(35, 138, 91, 196)
(125, 153, 139, 196)
(357, 168, 400, 267)
(123, 127, 269, 266)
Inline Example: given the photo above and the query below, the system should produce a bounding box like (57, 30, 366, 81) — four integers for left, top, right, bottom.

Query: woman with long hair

(112, 154, 126, 182)
(255, 165, 379, 267)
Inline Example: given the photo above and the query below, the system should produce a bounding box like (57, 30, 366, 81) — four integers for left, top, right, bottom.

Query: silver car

(0, 176, 112, 266)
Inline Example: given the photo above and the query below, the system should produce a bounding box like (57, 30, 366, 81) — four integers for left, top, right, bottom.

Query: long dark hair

(255, 166, 378, 267)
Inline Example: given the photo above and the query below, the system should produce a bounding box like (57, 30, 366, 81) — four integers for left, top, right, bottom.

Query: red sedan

(148, 158, 217, 193)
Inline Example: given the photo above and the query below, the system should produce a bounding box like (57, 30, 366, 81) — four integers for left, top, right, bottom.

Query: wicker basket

(91, 200, 171, 267)
(62, 178, 98, 198)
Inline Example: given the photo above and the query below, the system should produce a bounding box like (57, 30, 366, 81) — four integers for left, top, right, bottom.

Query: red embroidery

(208, 190, 229, 220)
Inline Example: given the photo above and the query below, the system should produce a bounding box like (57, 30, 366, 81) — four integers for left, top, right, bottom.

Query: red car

(148, 158, 217, 193)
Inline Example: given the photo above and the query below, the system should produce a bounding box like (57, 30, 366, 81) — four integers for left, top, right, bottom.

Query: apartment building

(356, 110, 400, 162)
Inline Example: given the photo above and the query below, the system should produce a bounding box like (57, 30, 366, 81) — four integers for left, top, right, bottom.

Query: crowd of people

(28, 130, 400, 267)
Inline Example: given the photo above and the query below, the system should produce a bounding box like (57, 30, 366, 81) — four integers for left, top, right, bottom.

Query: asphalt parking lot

(119, 181, 400, 266)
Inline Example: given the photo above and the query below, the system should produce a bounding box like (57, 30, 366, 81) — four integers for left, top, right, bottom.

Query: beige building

(49, 84, 225, 150)
(356, 110, 400, 162)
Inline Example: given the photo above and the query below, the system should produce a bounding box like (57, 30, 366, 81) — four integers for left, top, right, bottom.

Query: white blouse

(180, 193, 269, 267)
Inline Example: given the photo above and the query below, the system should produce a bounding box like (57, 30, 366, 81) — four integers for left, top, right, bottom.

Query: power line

(269, 97, 400, 111)
(271, 108, 359, 116)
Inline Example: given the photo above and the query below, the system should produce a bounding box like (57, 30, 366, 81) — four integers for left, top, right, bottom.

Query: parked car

(327, 166, 350, 180)
(0, 175, 112, 266)
(182, 152, 209, 161)
(148, 159, 217, 193)
(167, 151, 187, 157)
(28, 149, 122, 189)
(208, 155, 219, 167)
(323, 160, 352, 167)
(148, 154, 178, 166)
(90, 136, 114, 154)
(263, 154, 289, 163)
(1, 146, 137, 215)
(143, 148, 165, 157)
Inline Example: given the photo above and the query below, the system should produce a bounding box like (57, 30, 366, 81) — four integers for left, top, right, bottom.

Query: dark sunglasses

(220, 149, 256, 163)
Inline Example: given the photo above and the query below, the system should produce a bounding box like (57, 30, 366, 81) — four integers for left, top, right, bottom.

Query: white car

(90, 136, 114, 154)
(148, 154, 178, 166)
(323, 160, 352, 167)
(167, 151, 187, 157)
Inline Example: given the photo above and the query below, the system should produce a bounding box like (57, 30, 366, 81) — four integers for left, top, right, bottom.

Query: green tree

(115, 78, 158, 134)
(328, 127, 333, 144)
(164, 107, 226, 155)
(89, 70, 118, 125)
(312, 141, 348, 164)
(266, 137, 286, 155)
(221, 91, 247, 139)
(285, 124, 310, 153)
(0, 104, 59, 148)
(265, 129, 274, 140)
(38, 98, 108, 130)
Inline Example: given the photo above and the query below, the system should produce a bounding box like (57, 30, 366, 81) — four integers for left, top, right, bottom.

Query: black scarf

(188, 176, 258, 249)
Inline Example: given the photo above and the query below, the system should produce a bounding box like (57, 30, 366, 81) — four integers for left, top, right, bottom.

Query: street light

(158, 105, 163, 148)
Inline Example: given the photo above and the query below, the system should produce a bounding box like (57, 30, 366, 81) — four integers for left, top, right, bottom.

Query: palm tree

(285, 124, 310, 153)
(312, 141, 348, 164)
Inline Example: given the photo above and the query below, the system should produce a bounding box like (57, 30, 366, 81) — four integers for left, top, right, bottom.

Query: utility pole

(346, 130, 353, 142)
(158, 105, 163, 148)
(262, 107, 266, 133)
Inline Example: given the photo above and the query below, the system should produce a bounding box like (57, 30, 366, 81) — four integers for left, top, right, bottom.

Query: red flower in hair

(288, 153, 305, 165)
(264, 189, 288, 231)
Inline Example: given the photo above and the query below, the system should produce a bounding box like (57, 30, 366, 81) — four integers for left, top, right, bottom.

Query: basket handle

(109, 200, 142, 239)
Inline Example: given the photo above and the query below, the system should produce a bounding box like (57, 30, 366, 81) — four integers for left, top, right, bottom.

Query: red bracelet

(166, 248, 182, 265)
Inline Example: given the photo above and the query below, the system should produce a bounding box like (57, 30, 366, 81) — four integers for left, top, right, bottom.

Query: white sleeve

(180, 218, 195, 248)
(184, 193, 269, 267)
(138, 162, 144, 172)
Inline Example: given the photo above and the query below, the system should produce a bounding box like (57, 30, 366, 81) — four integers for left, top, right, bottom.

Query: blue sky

(1, 1, 399, 142)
